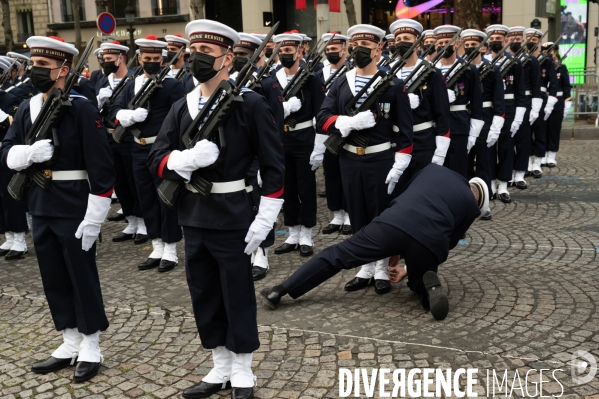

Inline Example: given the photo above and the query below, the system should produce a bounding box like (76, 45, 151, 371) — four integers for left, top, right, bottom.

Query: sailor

(7, 52, 29, 82)
(1, 35, 115, 382)
(271, 32, 325, 257)
(165, 34, 191, 83)
(260, 164, 487, 321)
(147, 19, 285, 399)
(317, 24, 413, 295)
(109, 35, 185, 272)
(0, 57, 19, 89)
(5, 53, 35, 101)
(434, 25, 484, 178)
(421, 30, 437, 61)
(90, 48, 105, 90)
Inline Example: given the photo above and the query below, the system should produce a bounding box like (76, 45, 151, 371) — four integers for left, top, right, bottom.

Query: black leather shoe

(547, 161, 556, 168)
(322, 223, 341, 234)
(182, 380, 232, 399)
(524, 171, 532, 177)
(299, 245, 313, 256)
(274, 243, 298, 254)
(532, 170, 542, 178)
(253, 266, 268, 281)
(232, 387, 254, 399)
(0, 248, 9, 256)
(31, 356, 75, 374)
(344, 277, 372, 292)
(158, 259, 177, 273)
(138, 257, 161, 270)
(374, 279, 391, 295)
(341, 225, 352, 235)
(318, 191, 327, 198)
(134, 234, 148, 245)
(5, 249, 26, 260)
(480, 211, 492, 220)
(112, 233, 135, 242)
(73, 361, 100, 382)
(497, 192, 512, 203)
(107, 213, 125, 222)
(423, 271, 449, 320)
(514, 181, 527, 189)
(260, 286, 286, 309)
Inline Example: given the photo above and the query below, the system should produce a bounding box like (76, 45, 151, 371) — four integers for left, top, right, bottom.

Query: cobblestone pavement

(2, 141, 599, 398)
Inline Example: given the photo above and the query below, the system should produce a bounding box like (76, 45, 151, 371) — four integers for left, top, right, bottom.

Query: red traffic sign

(97, 12, 116, 35)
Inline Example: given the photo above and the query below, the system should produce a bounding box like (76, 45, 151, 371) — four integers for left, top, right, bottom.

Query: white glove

(467, 118, 485, 153)
(407, 93, 420, 109)
(335, 111, 376, 137)
(487, 115, 504, 147)
(385, 152, 411, 195)
(563, 100, 572, 119)
(244, 196, 284, 254)
(447, 89, 456, 104)
(530, 98, 543, 124)
(0, 109, 8, 122)
(6, 139, 54, 171)
(432, 135, 450, 165)
(75, 194, 111, 251)
(282, 97, 302, 118)
(543, 96, 558, 120)
(116, 108, 148, 127)
(511, 107, 526, 137)
(431, 155, 445, 165)
(96, 87, 113, 108)
(257, 170, 262, 187)
(166, 139, 220, 181)
(309, 134, 327, 171)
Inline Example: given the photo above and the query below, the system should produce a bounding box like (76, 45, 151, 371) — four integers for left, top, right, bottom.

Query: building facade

(0, 0, 51, 52)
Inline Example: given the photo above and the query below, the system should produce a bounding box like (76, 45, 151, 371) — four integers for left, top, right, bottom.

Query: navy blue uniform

(514, 56, 541, 171)
(547, 64, 571, 153)
(89, 69, 104, 90)
(5, 77, 36, 101)
(1, 93, 115, 335)
(531, 57, 558, 158)
(73, 76, 98, 103)
(182, 73, 197, 93)
(147, 85, 285, 353)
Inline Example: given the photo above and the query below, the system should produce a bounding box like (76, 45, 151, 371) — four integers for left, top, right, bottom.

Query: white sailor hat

(347, 24, 386, 43)
(253, 33, 267, 41)
(486, 24, 509, 37)
(321, 32, 349, 45)
(461, 29, 486, 43)
(165, 34, 189, 48)
(0, 56, 20, 69)
(26, 35, 79, 62)
(0, 58, 12, 70)
(390, 19, 423, 37)
(135, 35, 167, 53)
(299, 34, 312, 42)
(273, 33, 303, 47)
(6, 52, 30, 62)
(100, 40, 129, 55)
(508, 26, 526, 37)
(235, 33, 261, 50)
(94, 48, 103, 58)
(524, 28, 543, 39)
(433, 25, 460, 40)
(422, 29, 435, 38)
(469, 177, 489, 217)
(385, 34, 395, 41)
(541, 42, 554, 49)
(186, 19, 240, 48)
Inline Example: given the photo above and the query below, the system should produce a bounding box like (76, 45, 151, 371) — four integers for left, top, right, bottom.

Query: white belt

(284, 120, 313, 132)
(504, 94, 515, 100)
(557, 91, 563, 97)
(541, 87, 547, 93)
(49, 170, 88, 181)
(413, 121, 435, 132)
(525, 90, 531, 96)
(343, 142, 391, 155)
(450, 105, 468, 112)
(482, 101, 493, 108)
(133, 136, 156, 145)
(185, 179, 253, 194)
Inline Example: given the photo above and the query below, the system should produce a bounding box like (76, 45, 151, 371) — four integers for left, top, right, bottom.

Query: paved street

(1, 140, 599, 399)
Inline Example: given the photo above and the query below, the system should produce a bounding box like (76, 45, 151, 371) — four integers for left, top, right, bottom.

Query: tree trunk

(344, 0, 357, 26)
(1, 0, 14, 52)
(453, 0, 482, 29)
(72, 0, 82, 64)
(189, 0, 205, 20)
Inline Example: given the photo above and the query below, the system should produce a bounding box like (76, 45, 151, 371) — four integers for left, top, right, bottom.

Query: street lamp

(125, 1, 136, 60)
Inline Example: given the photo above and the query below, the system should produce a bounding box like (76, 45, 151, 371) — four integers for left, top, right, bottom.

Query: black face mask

(526, 42, 536, 51)
(421, 44, 434, 57)
(280, 53, 296, 69)
(464, 47, 476, 57)
(354, 46, 374, 68)
(488, 41, 503, 53)
(31, 65, 61, 93)
(265, 48, 273, 58)
(326, 51, 342, 65)
(388, 45, 396, 54)
(142, 61, 161, 75)
(103, 61, 119, 75)
(510, 42, 522, 53)
(396, 42, 413, 58)
(189, 52, 224, 83)
(166, 51, 179, 63)
(440, 45, 454, 59)
(232, 56, 249, 73)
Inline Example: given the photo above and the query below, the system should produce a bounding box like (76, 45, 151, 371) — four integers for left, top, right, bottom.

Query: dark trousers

(32, 216, 109, 335)
(395, 147, 434, 197)
(339, 156, 393, 233)
(183, 226, 260, 353)
(323, 150, 345, 212)
(531, 97, 548, 158)
(490, 113, 515, 182)
(283, 146, 316, 228)
(246, 158, 275, 248)
(132, 146, 182, 243)
(0, 170, 28, 232)
(546, 102, 564, 152)
(514, 108, 532, 172)
(445, 135, 468, 178)
(109, 138, 141, 217)
(282, 220, 440, 306)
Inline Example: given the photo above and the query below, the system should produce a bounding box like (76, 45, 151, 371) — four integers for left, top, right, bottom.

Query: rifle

(324, 60, 350, 92)
(537, 37, 561, 66)
(478, 38, 515, 81)
(247, 41, 283, 90)
(555, 42, 576, 69)
(498, 33, 540, 77)
(7, 37, 95, 203)
(378, 48, 398, 69)
(0, 60, 17, 87)
(112, 46, 184, 143)
(157, 22, 280, 208)
(323, 35, 425, 155)
(443, 33, 488, 88)
(516, 30, 548, 67)
(101, 59, 143, 128)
